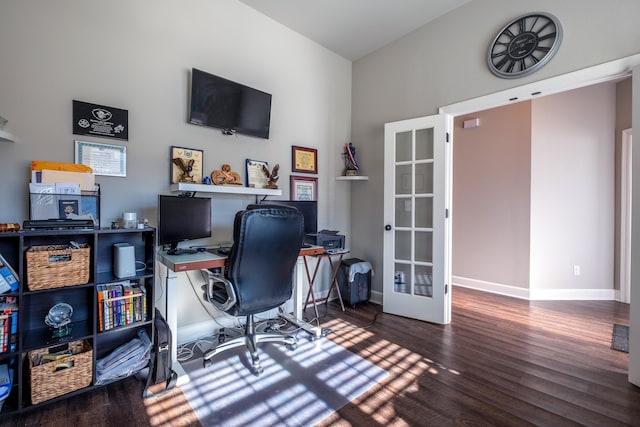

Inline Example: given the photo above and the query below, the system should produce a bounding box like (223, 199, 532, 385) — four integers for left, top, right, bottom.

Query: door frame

(620, 128, 632, 304)
(438, 54, 640, 386)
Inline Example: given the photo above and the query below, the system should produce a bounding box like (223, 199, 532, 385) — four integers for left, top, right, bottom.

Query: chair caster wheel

(286, 343, 298, 351)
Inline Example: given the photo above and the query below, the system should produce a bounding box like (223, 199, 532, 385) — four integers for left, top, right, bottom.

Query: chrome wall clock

(488, 12, 563, 79)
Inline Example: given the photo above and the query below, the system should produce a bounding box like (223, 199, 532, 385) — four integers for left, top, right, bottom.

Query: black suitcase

(337, 258, 372, 307)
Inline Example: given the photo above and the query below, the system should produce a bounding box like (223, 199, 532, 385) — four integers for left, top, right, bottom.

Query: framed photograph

(75, 140, 126, 177)
(246, 159, 269, 188)
(171, 146, 203, 184)
(290, 175, 318, 201)
(292, 146, 317, 174)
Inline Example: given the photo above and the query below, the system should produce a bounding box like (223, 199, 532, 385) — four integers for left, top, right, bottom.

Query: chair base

(203, 315, 297, 376)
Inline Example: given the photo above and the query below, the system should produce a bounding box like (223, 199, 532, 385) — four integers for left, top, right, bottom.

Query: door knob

(385, 225, 392, 231)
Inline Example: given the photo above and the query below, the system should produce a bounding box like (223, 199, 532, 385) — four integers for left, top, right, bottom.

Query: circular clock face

(488, 12, 563, 79)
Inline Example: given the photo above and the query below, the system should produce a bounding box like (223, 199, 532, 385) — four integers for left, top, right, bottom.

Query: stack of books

(97, 281, 147, 332)
(0, 296, 18, 353)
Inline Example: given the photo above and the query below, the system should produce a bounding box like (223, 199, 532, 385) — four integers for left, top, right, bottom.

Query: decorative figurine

(45, 302, 74, 338)
(262, 163, 280, 189)
(211, 164, 243, 185)
(172, 157, 196, 182)
(343, 142, 359, 176)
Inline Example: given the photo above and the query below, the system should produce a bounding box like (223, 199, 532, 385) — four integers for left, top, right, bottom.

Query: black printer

(304, 229, 345, 249)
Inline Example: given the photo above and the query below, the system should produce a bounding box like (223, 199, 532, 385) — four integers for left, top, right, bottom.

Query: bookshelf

(0, 227, 155, 415)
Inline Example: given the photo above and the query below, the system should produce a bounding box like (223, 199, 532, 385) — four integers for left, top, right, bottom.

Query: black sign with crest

(73, 100, 128, 140)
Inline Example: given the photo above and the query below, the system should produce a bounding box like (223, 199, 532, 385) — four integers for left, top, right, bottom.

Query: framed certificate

(75, 140, 126, 177)
(292, 146, 317, 174)
(290, 175, 318, 201)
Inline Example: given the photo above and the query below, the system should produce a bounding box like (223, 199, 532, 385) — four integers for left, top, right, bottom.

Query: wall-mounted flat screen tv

(188, 68, 272, 139)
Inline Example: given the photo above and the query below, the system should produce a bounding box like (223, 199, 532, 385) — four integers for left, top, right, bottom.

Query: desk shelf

(171, 183, 282, 196)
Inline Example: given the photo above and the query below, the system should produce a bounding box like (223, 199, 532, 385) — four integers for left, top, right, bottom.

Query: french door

(383, 114, 451, 324)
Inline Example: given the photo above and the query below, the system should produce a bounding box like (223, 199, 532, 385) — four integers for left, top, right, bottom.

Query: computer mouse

(196, 247, 206, 252)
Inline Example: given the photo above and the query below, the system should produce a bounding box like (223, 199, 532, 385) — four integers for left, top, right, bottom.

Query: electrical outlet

(573, 265, 581, 276)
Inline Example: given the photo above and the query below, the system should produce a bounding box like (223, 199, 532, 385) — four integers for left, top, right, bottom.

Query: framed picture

(292, 145, 317, 174)
(170, 146, 203, 184)
(290, 175, 318, 201)
(75, 140, 126, 177)
(245, 159, 269, 188)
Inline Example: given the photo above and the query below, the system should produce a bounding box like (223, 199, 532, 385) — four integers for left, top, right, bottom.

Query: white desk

(157, 245, 325, 380)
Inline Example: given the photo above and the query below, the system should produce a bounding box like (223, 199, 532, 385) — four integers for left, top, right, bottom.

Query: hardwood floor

(2, 286, 638, 426)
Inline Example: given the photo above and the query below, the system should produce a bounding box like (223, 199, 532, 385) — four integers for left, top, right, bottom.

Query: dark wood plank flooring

(2, 287, 638, 426)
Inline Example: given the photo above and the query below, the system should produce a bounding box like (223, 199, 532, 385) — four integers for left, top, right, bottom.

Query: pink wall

(452, 101, 532, 290)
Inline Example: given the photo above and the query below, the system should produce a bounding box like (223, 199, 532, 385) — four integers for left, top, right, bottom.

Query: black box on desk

(304, 232, 345, 249)
(337, 258, 372, 307)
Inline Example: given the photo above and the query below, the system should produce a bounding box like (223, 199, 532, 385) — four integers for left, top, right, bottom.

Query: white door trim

(620, 128, 633, 303)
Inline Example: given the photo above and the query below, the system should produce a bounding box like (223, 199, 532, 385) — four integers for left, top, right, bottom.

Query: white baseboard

(370, 290, 383, 305)
(453, 276, 615, 301)
(453, 276, 530, 299)
(529, 288, 615, 300)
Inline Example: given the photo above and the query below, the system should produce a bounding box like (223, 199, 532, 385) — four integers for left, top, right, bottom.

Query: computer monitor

(263, 200, 317, 235)
(158, 195, 212, 255)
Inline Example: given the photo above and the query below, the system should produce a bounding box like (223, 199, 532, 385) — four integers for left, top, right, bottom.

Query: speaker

(114, 243, 136, 278)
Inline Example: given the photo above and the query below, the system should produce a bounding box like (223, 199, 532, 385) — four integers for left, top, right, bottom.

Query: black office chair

(202, 204, 304, 376)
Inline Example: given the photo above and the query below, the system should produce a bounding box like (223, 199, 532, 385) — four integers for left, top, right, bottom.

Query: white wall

(351, 0, 640, 297)
(530, 83, 616, 298)
(0, 0, 351, 332)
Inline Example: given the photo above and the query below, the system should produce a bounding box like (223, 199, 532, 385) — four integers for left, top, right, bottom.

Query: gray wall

(0, 0, 352, 238)
(0, 0, 352, 332)
(351, 0, 640, 297)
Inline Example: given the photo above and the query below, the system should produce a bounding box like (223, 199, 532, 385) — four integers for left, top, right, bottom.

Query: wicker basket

(26, 244, 90, 290)
(29, 340, 93, 404)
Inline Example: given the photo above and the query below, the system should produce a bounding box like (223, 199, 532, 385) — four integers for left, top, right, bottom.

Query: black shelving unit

(0, 227, 155, 416)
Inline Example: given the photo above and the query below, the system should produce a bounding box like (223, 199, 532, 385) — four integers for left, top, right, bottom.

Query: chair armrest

(206, 273, 237, 312)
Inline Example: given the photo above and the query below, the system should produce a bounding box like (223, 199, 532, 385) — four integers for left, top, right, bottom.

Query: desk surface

(159, 245, 326, 272)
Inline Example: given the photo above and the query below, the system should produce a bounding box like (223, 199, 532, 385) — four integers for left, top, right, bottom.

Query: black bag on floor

(143, 308, 178, 398)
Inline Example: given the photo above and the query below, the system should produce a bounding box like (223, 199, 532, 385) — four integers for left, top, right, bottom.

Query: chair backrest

(225, 204, 304, 316)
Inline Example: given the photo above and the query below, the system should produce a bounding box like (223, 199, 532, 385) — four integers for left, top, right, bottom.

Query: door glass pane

(415, 162, 433, 194)
(395, 230, 411, 260)
(416, 128, 434, 160)
(395, 164, 412, 195)
(394, 263, 411, 294)
(415, 197, 433, 228)
(415, 231, 432, 263)
(414, 265, 433, 297)
(395, 197, 412, 227)
(396, 131, 412, 162)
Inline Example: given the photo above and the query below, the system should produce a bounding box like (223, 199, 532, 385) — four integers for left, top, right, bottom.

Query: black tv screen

(189, 68, 272, 139)
(158, 195, 212, 255)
